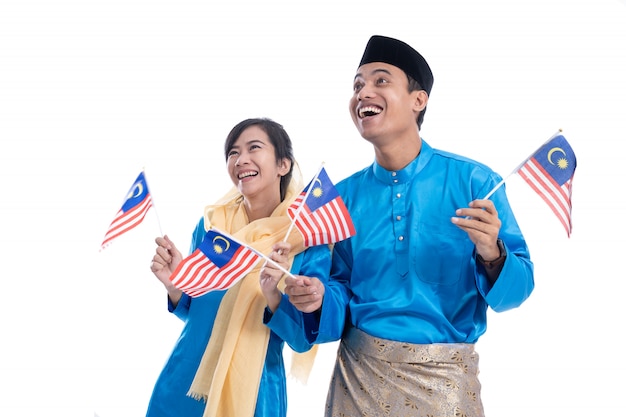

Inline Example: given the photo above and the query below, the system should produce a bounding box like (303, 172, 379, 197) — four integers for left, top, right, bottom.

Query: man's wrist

(476, 239, 506, 268)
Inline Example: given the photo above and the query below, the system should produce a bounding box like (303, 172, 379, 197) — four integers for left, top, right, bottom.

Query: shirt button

(396, 193, 401, 198)
(392, 172, 397, 177)
(398, 236, 404, 241)
(396, 216, 401, 221)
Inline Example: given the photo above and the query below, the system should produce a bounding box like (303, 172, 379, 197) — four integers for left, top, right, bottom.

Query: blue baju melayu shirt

(311, 139, 534, 345)
(146, 218, 331, 417)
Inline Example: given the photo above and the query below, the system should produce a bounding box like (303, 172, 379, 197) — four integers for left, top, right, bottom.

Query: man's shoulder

(430, 146, 495, 174)
(428, 145, 504, 191)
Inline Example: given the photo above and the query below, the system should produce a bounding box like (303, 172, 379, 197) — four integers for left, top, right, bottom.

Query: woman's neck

(243, 193, 282, 222)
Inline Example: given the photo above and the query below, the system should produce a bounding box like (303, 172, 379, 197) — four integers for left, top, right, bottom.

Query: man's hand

(284, 275, 325, 313)
(451, 199, 501, 261)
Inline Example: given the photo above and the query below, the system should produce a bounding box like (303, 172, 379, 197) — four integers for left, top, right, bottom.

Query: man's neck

(374, 136, 422, 171)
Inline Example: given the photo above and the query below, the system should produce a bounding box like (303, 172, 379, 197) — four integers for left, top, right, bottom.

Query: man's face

(349, 62, 425, 146)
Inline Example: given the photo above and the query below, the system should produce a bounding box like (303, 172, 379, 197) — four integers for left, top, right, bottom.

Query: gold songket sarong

(326, 326, 485, 417)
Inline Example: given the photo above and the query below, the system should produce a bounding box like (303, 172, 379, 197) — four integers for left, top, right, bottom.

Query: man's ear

(412, 90, 429, 113)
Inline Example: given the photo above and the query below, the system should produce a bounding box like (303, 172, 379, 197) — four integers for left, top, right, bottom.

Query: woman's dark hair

(407, 75, 427, 130)
(224, 118, 295, 201)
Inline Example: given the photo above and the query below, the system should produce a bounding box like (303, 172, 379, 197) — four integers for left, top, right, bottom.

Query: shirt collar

(372, 139, 433, 185)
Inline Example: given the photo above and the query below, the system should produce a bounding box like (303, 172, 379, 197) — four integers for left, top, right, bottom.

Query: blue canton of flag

(303, 168, 341, 211)
(530, 135, 576, 185)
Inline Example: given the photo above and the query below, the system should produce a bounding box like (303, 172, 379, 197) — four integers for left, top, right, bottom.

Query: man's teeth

(359, 106, 382, 118)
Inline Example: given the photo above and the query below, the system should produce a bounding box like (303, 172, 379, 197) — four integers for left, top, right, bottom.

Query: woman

(146, 118, 330, 417)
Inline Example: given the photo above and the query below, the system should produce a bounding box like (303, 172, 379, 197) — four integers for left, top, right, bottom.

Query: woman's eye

(227, 150, 238, 157)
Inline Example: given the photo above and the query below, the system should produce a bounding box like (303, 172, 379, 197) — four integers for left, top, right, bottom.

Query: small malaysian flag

(101, 171, 153, 250)
(516, 134, 577, 237)
(287, 166, 356, 246)
(169, 229, 263, 297)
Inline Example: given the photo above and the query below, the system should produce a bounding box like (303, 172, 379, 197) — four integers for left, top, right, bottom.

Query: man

(284, 35, 534, 417)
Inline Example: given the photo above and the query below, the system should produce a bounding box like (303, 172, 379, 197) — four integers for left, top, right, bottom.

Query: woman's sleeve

(263, 244, 331, 352)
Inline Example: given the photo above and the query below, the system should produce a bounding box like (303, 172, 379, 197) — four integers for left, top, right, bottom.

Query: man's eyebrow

(354, 67, 393, 81)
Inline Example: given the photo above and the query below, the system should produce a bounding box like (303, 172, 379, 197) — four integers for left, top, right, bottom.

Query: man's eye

(376, 78, 388, 85)
(353, 83, 363, 92)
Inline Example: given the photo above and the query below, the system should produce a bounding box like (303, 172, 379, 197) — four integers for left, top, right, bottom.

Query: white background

(1, 0, 625, 416)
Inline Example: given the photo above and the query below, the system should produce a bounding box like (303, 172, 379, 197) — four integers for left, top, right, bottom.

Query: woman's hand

(149, 234, 184, 305)
(259, 242, 292, 312)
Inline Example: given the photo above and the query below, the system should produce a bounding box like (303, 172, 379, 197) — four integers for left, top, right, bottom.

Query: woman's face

(226, 125, 289, 201)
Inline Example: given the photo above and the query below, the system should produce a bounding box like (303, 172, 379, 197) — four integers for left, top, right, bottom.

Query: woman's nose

(235, 152, 249, 166)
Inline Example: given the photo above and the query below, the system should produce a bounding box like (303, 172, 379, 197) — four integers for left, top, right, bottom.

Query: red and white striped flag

(101, 171, 153, 250)
(287, 167, 356, 246)
(170, 229, 263, 297)
(516, 134, 577, 237)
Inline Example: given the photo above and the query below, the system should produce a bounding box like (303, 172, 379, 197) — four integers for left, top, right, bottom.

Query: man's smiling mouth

(358, 106, 382, 118)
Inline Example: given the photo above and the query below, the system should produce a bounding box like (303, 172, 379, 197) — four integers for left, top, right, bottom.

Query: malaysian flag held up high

(169, 229, 263, 297)
(517, 134, 577, 237)
(287, 167, 356, 246)
(101, 171, 153, 250)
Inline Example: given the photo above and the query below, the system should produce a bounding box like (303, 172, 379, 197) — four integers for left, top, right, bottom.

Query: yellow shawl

(188, 167, 318, 417)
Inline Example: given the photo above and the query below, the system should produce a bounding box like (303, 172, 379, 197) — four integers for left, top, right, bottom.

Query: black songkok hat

(358, 35, 434, 95)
